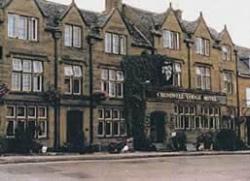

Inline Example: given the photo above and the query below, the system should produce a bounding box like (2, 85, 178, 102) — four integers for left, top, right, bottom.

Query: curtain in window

(64, 25, 72, 47)
(73, 26, 81, 48)
(112, 34, 119, 54)
(19, 16, 28, 40)
(64, 66, 74, 76)
(105, 33, 112, 53)
(8, 14, 17, 38)
(12, 59, 22, 71)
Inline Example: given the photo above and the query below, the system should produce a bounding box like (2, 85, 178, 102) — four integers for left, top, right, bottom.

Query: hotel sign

(157, 92, 226, 104)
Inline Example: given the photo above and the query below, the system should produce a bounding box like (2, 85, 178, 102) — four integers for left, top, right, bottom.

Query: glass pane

(38, 107, 46, 118)
(18, 16, 28, 40)
(116, 71, 124, 81)
(73, 79, 81, 94)
(64, 66, 73, 76)
(17, 107, 25, 117)
(101, 69, 108, 80)
(33, 61, 43, 73)
(6, 120, 15, 136)
(98, 109, 104, 119)
(28, 107, 36, 118)
(112, 34, 119, 54)
(64, 78, 71, 93)
(105, 121, 112, 136)
(7, 106, 15, 117)
(38, 120, 46, 137)
(105, 33, 112, 53)
(22, 73, 32, 91)
(11, 73, 21, 91)
(113, 121, 119, 136)
(105, 109, 112, 119)
(33, 75, 42, 92)
(12, 59, 22, 71)
(73, 66, 82, 77)
(64, 25, 72, 47)
(113, 110, 119, 119)
(23, 60, 32, 73)
(98, 121, 104, 136)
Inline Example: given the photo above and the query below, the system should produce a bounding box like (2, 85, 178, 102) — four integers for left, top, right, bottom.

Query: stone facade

(0, 0, 248, 149)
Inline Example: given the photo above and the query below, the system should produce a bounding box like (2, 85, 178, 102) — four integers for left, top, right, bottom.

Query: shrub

(214, 129, 246, 151)
(196, 132, 214, 150)
(0, 137, 8, 154)
(170, 131, 187, 151)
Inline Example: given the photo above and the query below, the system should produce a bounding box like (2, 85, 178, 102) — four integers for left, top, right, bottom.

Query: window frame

(196, 66, 211, 90)
(8, 13, 38, 41)
(64, 24, 82, 48)
(163, 29, 180, 50)
(195, 37, 210, 56)
(104, 32, 127, 55)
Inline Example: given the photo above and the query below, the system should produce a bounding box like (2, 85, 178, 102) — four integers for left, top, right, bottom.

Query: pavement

(1, 150, 250, 165)
(1, 154, 250, 181)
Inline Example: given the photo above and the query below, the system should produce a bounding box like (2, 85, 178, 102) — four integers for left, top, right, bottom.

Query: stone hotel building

(0, 0, 249, 149)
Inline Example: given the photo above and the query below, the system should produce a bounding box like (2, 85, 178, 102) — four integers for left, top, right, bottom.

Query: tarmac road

(0, 154, 250, 181)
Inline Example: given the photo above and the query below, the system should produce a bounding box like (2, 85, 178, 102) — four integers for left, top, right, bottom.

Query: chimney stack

(105, 0, 122, 13)
(175, 9, 182, 20)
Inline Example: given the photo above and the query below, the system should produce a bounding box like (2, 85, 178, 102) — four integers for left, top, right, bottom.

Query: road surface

(0, 155, 250, 181)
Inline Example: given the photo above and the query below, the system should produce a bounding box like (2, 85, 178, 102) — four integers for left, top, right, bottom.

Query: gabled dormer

(160, 4, 184, 51)
(60, 1, 88, 49)
(100, 1, 130, 56)
(192, 13, 214, 57)
(4, 0, 45, 42)
(219, 25, 234, 61)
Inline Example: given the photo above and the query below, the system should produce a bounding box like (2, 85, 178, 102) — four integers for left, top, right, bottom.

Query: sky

(50, 0, 250, 48)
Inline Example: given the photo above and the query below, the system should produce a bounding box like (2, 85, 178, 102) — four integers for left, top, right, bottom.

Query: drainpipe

(235, 49, 241, 138)
(53, 30, 62, 150)
(185, 37, 192, 89)
(87, 35, 94, 145)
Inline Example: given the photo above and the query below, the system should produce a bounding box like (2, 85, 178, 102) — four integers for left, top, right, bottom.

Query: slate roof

(0, 0, 231, 48)
(236, 46, 250, 75)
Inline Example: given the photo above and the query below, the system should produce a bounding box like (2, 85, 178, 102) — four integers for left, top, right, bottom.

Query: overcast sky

(50, 0, 250, 48)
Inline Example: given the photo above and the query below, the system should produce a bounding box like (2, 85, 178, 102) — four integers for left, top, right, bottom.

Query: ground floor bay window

(5, 105, 48, 139)
(97, 108, 127, 138)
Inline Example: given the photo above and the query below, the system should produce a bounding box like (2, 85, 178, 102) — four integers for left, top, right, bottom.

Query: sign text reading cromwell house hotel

(157, 92, 226, 103)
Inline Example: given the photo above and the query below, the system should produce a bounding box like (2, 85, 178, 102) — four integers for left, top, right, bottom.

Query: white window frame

(64, 24, 82, 48)
(104, 32, 127, 55)
(8, 13, 38, 41)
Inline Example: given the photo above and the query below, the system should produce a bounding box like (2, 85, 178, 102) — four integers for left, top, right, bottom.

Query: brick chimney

(105, 0, 122, 12)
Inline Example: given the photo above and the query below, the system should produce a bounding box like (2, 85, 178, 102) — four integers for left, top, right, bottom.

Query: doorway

(150, 112, 166, 143)
(67, 111, 83, 147)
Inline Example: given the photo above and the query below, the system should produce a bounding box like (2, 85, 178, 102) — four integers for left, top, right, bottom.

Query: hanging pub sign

(0, 83, 9, 98)
(160, 61, 173, 86)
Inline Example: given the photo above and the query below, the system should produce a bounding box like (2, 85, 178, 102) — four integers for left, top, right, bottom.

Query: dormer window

(195, 37, 210, 56)
(8, 14, 38, 41)
(64, 24, 82, 48)
(105, 32, 127, 55)
(222, 45, 231, 61)
(163, 30, 180, 50)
